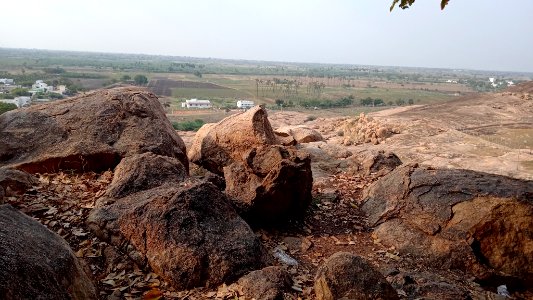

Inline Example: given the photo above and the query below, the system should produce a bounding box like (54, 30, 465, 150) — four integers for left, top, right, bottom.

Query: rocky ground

(1, 86, 532, 300)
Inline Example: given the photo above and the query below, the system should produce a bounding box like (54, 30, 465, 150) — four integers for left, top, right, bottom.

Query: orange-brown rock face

(0, 87, 188, 173)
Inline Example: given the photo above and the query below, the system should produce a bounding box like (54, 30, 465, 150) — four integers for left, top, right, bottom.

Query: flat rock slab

(88, 179, 269, 290)
(0, 204, 96, 299)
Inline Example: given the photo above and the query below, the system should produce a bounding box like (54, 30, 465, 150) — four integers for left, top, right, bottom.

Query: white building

(0, 78, 14, 85)
(32, 80, 50, 92)
(181, 99, 212, 109)
(15, 96, 31, 107)
(237, 100, 254, 109)
(1, 96, 31, 108)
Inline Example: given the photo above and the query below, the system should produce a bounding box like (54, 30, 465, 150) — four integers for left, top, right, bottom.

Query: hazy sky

(1, 0, 532, 72)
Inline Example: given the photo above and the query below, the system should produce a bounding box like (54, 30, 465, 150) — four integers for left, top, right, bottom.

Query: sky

(1, 0, 532, 72)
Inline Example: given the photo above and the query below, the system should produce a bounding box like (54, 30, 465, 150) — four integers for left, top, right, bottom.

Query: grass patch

(172, 119, 205, 131)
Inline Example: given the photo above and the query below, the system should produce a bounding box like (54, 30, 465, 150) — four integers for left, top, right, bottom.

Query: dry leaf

(143, 288, 163, 300)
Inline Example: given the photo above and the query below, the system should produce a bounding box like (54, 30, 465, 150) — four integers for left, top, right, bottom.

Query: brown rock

(0, 87, 188, 173)
(314, 252, 399, 300)
(0, 204, 96, 299)
(223, 145, 313, 224)
(233, 266, 292, 300)
(282, 236, 313, 253)
(188, 106, 278, 175)
(362, 164, 533, 281)
(189, 107, 313, 224)
(0, 187, 4, 205)
(105, 152, 187, 198)
(361, 150, 402, 176)
(275, 126, 323, 144)
(0, 168, 36, 196)
(87, 179, 268, 290)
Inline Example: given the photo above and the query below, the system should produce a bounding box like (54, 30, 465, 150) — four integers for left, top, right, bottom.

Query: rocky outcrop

(232, 266, 292, 300)
(0, 87, 188, 173)
(188, 106, 278, 175)
(0, 168, 36, 196)
(314, 252, 399, 300)
(88, 179, 269, 290)
(224, 145, 313, 223)
(105, 152, 187, 198)
(188, 107, 313, 224)
(362, 164, 533, 281)
(274, 126, 323, 144)
(0, 204, 96, 299)
(341, 113, 399, 145)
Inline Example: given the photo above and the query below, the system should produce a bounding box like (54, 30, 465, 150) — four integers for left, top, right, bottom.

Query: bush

(0, 102, 17, 115)
(172, 119, 205, 131)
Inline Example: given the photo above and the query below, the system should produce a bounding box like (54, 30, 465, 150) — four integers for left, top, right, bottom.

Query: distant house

(1, 96, 31, 108)
(14, 96, 31, 107)
(237, 100, 254, 109)
(0, 78, 14, 85)
(31, 80, 50, 92)
(181, 99, 212, 109)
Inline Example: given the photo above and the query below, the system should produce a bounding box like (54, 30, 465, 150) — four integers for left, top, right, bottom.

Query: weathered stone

(361, 150, 402, 176)
(188, 106, 278, 175)
(106, 152, 187, 198)
(188, 107, 313, 224)
(314, 252, 399, 300)
(88, 179, 269, 290)
(233, 266, 292, 300)
(275, 126, 323, 144)
(0, 87, 188, 173)
(0, 168, 36, 196)
(0, 187, 4, 205)
(362, 164, 533, 281)
(0, 204, 96, 299)
(223, 145, 313, 224)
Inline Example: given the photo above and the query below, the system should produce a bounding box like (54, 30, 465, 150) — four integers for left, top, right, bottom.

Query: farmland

(1, 47, 532, 121)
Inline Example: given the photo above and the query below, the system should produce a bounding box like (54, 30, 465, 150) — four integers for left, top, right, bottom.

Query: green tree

(133, 75, 148, 86)
(391, 0, 449, 11)
(121, 74, 131, 81)
(0, 102, 17, 115)
(10, 88, 31, 97)
(408, 98, 414, 105)
(275, 99, 285, 107)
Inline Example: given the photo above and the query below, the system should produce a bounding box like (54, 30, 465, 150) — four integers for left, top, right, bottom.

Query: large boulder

(189, 107, 313, 224)
(87, 179, 269, 290)
(224, 145, 313, 223)
(105, 152, 187, 198)
(232, 266, 292, 300)
(0, 87, 188, 173)
(314, 252, 399, 300)
(0, 204, 96, 299)
(362, 164, 533, 281)
(188, 106, 278, 175)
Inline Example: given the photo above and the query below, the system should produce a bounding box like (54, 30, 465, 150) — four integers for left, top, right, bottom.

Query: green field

(170, 87, 252, 99)
(2, 47, 528, 113)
